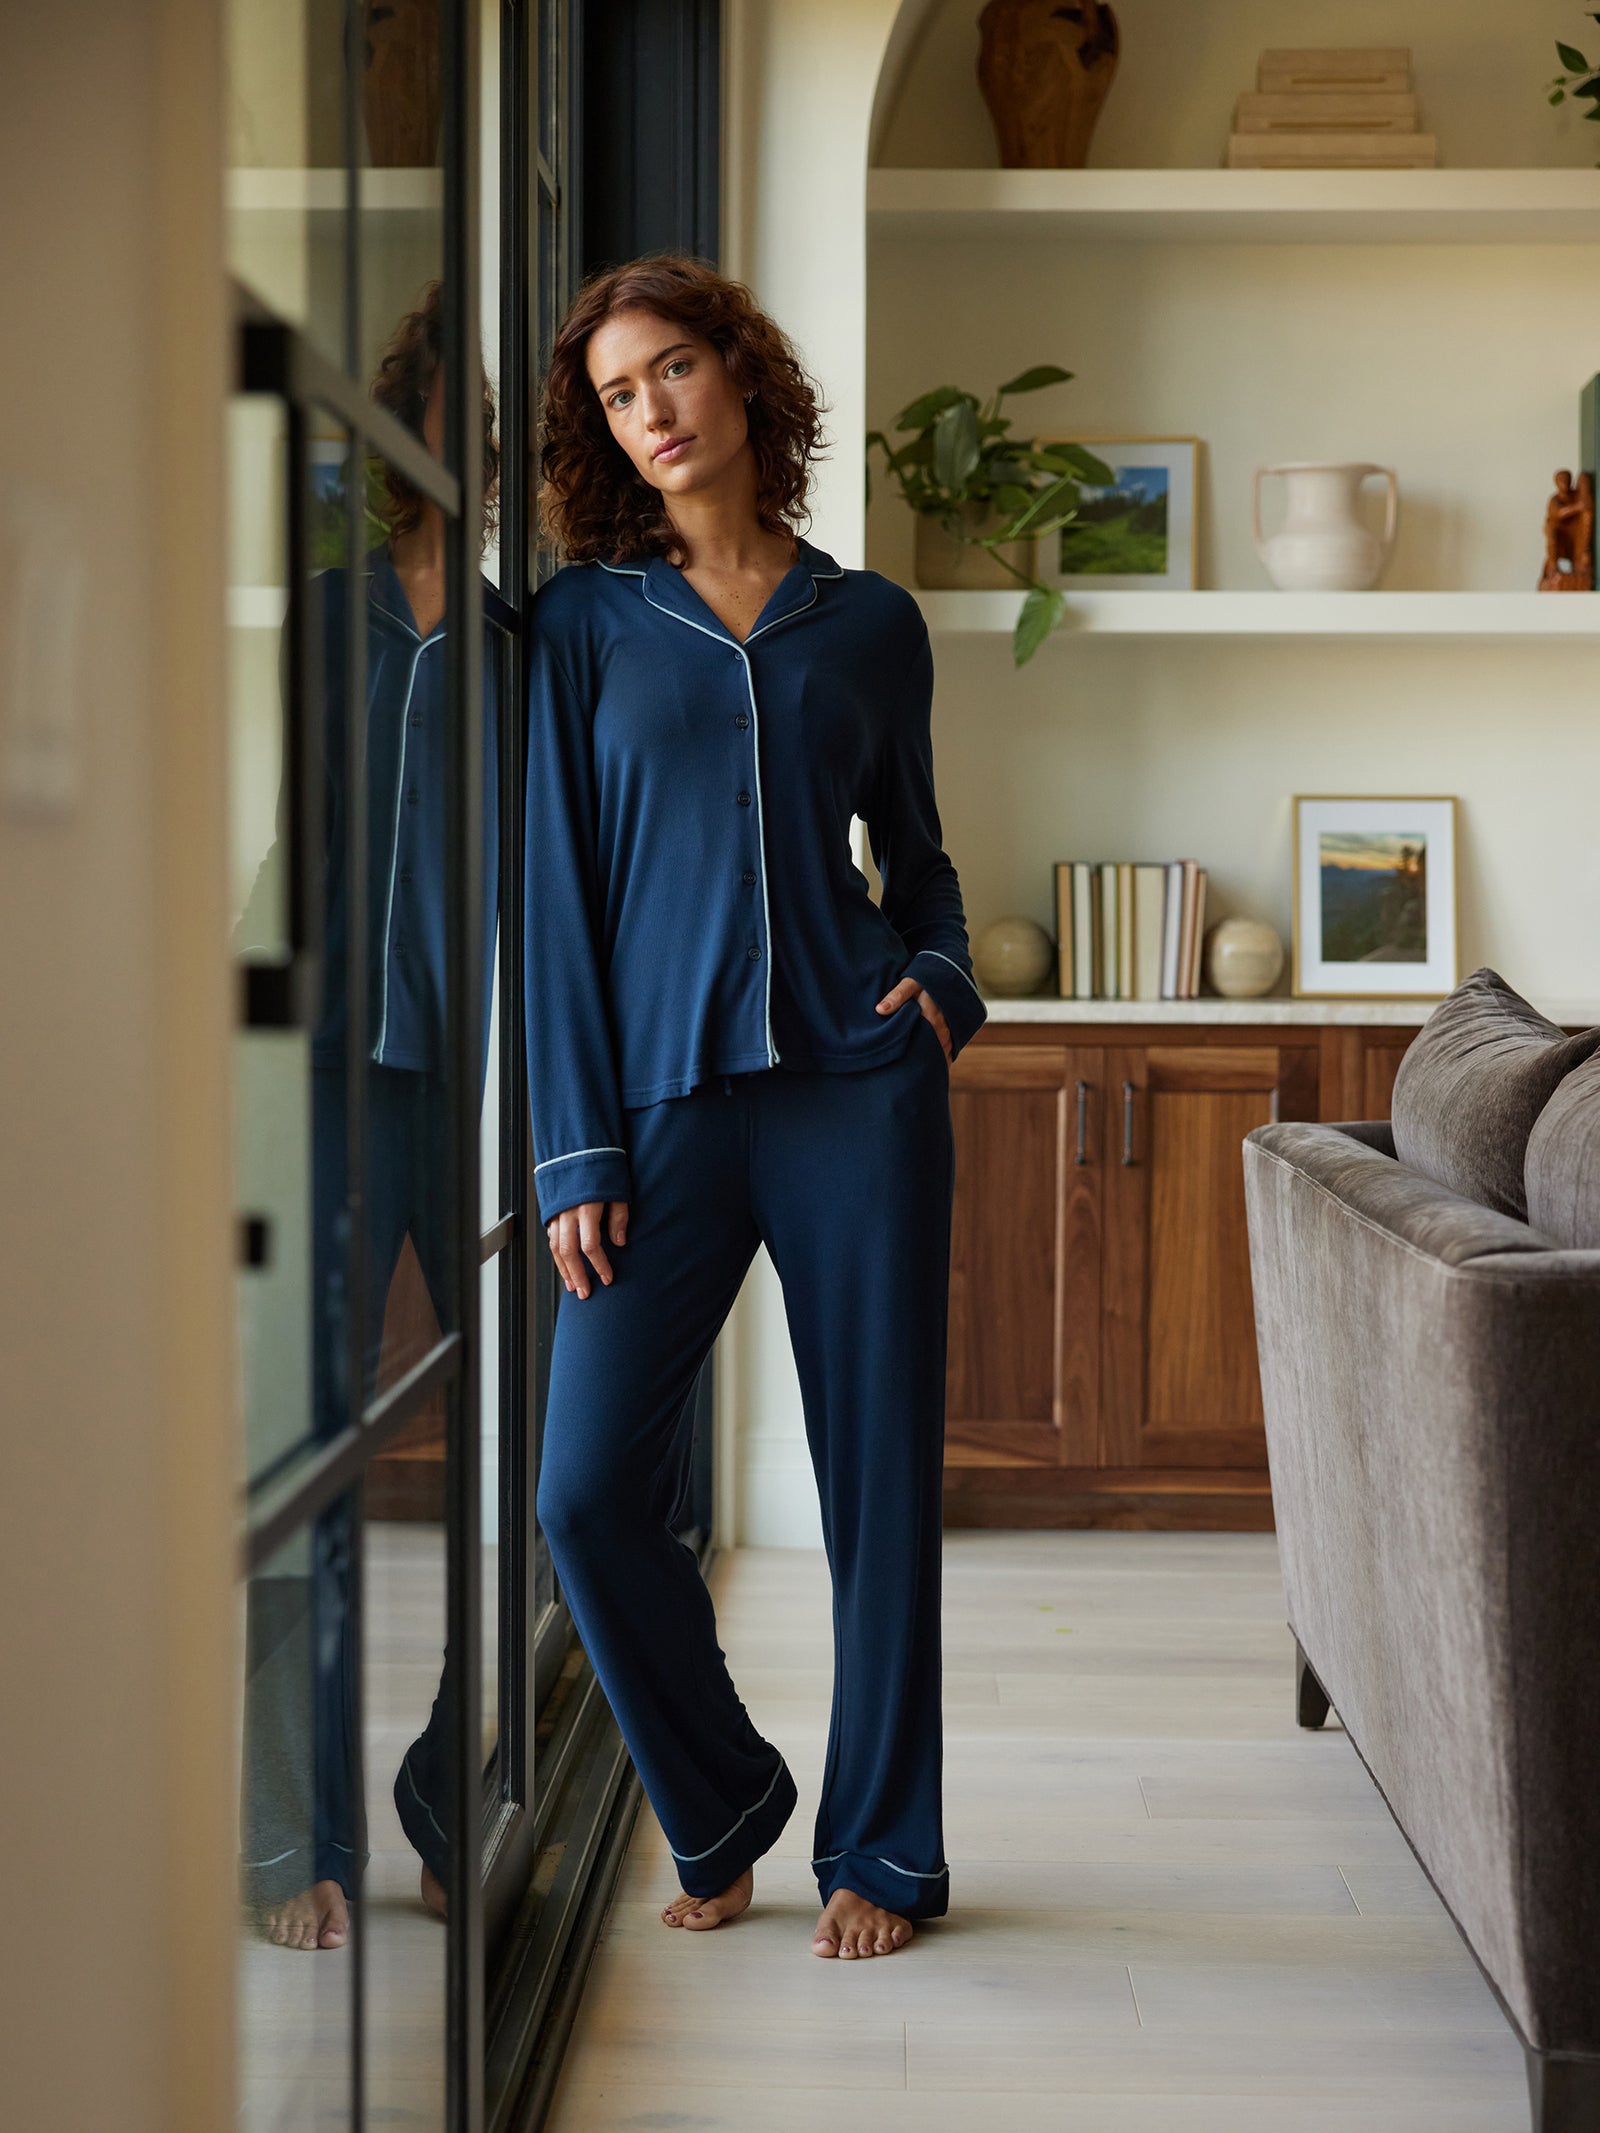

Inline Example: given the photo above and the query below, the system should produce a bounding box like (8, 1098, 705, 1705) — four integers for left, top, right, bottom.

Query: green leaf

(932, 399, 981, 491)
(1014, 585, 1065, 666)
(996, 364, 1074, 397)
(1552, 87, 1568, 103)
(991, 483, 1035, 515)
(1006, 470, 1080, 536)
(1558, 40, 1590, 71)
(1575, 73, 1600, 99)
(1044, 442, 1117, 486)
(895, 385, 972, 433)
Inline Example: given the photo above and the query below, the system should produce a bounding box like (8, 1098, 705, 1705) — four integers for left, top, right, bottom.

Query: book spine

(1188, 867, 1208, 997)
(1098, 860, 1119, 1000)
(1117, 863, 1135, 1000)
(1169, 857, 1194, 998)
(1072, 862, 1094, 1001)
(1055, 861, 1074, 998)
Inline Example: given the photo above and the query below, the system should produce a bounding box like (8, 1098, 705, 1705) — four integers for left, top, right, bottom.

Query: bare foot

(660, 1866, 753, 1932)
(421, 1866, 447, 1919)
(260, 1879, 349, 1951)
(811, 1886, 912, 1958)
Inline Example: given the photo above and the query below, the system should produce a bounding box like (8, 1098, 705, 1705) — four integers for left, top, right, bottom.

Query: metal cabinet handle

(1122, 1080, 1136, 1166)
(1269, 1084, 1281, 1124)
(1074, 1079, 1088, 1165)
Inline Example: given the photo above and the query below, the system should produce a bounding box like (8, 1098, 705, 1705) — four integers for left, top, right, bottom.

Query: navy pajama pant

(536, 1007, 956, 1921)
(240, 1063, 452, 1908)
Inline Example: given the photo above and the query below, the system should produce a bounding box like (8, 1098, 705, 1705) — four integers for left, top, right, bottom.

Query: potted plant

(866, 366, 1113, 665)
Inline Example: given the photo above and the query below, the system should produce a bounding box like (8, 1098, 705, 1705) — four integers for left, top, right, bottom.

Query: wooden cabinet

(942, 1021, 1397, 1531)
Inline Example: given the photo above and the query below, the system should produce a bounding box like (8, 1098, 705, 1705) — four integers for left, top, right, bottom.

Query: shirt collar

(365, 542, 446, 642)
(603, 536, 843, 647)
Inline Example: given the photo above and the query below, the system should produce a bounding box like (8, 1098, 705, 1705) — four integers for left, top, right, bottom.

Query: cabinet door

(1102, 1043, 1318, 1471)
(946, 1044, 1103, 1468)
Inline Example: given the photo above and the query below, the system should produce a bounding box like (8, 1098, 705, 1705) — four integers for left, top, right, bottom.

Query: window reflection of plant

(1547, 15, 1600, 163)
(308, 456, 393, 573)
(866, 365, 1113, 666)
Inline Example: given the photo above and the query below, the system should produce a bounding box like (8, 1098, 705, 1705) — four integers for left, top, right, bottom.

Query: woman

(243, 281, 500, 1951)
(526, 255, 987, 1960)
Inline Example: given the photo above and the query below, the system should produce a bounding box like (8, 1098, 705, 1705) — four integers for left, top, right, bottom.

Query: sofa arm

(1244, 1119, 1553, 1266)
(1241, 1119, 1600, 2056)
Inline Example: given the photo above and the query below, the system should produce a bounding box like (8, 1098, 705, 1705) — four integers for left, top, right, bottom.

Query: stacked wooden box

(1225, 48, 1437, 169)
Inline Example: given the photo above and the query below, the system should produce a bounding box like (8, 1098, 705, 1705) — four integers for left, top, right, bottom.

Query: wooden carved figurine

(1538, 469, 1595, 591)
(978, 0, 1120, 169)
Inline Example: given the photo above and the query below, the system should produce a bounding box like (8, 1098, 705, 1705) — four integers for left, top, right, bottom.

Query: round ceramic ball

(973, 915, 1055, 997)
(1204, 916, 1285, 999)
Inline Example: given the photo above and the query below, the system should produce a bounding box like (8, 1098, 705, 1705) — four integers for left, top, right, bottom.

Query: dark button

(746, 944, 761, 960)
(406, 785, 419, 805)
(395, 937, 407, 957)
(410, 711, 423, 727)
(736, 790, 751, 806)
(741, 868, 757, 886)
(735, 712, 750, 729)
(400, 867, 413, 886)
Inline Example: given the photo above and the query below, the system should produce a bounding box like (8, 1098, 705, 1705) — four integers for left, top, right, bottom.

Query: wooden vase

(977, 0, 1120, 169)
(362, 0, 441, 168)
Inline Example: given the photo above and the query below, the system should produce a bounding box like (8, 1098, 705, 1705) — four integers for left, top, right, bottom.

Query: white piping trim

(811, 1849, 949, 1880)
(372, 639, 435, 1061)
(533, 1144, 626, 1173)
(913, 947, 984, 1004)
(671, 1758, 788, 1864)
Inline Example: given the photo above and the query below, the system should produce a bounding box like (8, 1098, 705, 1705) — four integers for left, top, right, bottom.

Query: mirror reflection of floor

(238, 1523, 497, 2130)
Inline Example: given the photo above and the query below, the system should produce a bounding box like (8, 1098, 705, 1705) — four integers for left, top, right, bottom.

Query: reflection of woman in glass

(242, 281, 500, 1950)
(526, 257, 986, 1958)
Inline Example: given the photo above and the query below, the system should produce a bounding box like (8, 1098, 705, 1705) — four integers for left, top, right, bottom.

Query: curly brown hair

(369, 278, 501, 551)
(535, 252, 832, 567)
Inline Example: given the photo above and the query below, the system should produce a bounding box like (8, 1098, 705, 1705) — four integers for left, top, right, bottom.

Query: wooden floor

(546, 1531, 1530, 2131)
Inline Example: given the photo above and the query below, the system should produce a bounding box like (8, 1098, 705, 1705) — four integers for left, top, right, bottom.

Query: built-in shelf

(917, 589, 1600, 639)
(868, 167, 1600, 244)
(978, 995, 1600, 1029)
(228, 168, 442, 218)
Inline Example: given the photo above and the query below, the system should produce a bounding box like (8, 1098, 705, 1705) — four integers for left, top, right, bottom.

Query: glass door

(226, 1, 491, 2125)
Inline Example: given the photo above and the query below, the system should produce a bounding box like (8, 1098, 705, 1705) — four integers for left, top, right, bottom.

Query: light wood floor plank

(544, 1532, 1519, 2125)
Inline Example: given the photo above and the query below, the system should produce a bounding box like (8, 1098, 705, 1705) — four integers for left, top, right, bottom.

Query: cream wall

(719, 0, 911, 1546)
(875, 0, 1597, 169)
(0, 6, 236, 2127)
(716, 0, 1600, 1546)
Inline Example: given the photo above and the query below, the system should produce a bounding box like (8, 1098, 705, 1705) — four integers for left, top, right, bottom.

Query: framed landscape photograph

(1034, 434, 1199, 591)
(1292, 795, 1459, 999)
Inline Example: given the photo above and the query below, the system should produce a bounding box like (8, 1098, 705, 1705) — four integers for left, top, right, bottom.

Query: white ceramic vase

(1253, 462, 1398, 591)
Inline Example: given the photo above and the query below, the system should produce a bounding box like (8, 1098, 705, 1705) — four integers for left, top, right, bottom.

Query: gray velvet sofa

(1241, 969, 1600, 2132)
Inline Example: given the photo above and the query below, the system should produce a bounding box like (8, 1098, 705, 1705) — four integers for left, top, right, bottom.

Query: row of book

(1053, 859, 1210, 1001)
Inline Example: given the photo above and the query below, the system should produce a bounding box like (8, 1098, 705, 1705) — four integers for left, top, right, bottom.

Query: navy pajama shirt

(523, 537, 987, 1919)
(241, 547, 497, 1908)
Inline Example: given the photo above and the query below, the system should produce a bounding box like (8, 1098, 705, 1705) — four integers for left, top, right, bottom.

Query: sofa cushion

(1389, 967, 1600, 1220)
(1525, 1048, 1600, 1247)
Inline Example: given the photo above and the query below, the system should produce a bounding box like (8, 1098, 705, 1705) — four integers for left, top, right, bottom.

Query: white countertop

(975, 995, 1600, 1030)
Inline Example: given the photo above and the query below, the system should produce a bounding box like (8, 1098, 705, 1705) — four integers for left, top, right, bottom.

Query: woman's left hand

(875, 977, 952, 1064)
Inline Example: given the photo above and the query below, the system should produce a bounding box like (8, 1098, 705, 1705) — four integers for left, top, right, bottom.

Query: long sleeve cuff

(532, 1143, 632, 1226)
(903, 947, 988, 1061)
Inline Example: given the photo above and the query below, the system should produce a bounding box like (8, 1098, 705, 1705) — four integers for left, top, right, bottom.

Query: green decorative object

(866, 369, 1112, 666)
(973, 915, 1055, 997)
(1545, 12, 1600, 163)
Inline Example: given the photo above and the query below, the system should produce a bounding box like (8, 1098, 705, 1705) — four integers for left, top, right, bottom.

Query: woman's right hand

(546, 1199, 629, 1298)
